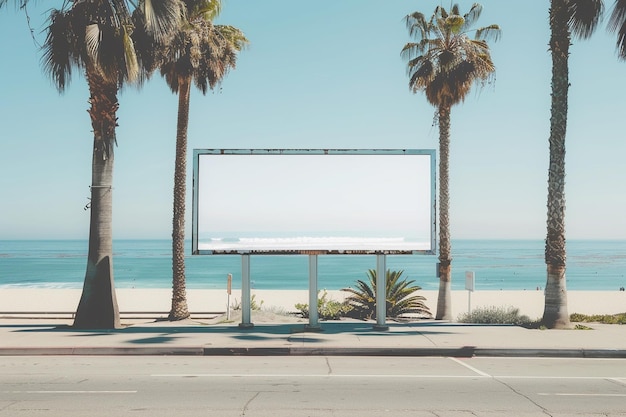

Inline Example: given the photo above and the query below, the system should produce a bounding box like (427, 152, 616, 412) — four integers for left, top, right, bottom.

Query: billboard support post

(305, 254, 322, 331)
(239, 254, 253, 328)
(373, 254, 389, 331)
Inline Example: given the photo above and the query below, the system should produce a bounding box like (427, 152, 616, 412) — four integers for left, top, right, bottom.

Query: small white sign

(465, 271, 475, 292)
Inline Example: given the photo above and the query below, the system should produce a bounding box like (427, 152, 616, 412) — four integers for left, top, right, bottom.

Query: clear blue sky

(0, 0, 624, 240)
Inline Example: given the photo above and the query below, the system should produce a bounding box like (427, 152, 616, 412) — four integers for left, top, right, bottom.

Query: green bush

(295, 290, 352, 320)
(569, 313, 587, 322)
(457, 306, 533, 326)
(341, 269, 431, 320)
(570, 313, 626, 324)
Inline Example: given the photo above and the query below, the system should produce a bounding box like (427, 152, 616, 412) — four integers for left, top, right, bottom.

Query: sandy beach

(0, 288, 624, 320)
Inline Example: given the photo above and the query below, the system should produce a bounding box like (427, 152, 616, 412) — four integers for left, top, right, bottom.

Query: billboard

(192, 149, 436, 255)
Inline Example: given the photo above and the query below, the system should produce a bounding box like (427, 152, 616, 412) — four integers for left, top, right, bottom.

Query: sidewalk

(0, 315, 624, 358)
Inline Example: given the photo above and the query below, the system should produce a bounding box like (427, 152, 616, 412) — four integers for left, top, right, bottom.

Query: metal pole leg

(239, 254, 254, 328)
(373, 253, 389, 331)
(305, 254, 322, 332)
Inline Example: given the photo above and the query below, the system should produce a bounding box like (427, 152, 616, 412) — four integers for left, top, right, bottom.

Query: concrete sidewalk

(0, 316, 624, 357)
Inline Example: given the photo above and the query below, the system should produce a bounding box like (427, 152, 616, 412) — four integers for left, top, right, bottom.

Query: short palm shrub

(295, 290, 352, 320)
(341, 269, 431, 320)
(457, 306, 532, 326)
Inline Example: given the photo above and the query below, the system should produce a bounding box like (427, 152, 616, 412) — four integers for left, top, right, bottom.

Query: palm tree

(401, 3, 500, 320)
(153, 0, 248, 320)
(608, 0, 626, 58)
(342, 269, 431, 320)
(41, 0, 183, 328)
(542, 0, 604, 329)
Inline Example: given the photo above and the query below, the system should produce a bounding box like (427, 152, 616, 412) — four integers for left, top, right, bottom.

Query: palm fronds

(402, 3, 500, 108)
(608, 0, 626, 59)
(342, 269, 431, 320)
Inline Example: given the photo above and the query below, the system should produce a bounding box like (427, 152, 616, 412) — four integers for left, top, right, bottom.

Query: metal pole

(305, 254, 322, 331)
(239, 254, 253, 328)
(226, 273, 232, 321)
(465, 271, 475, 317)
(374, 253, 389, 331)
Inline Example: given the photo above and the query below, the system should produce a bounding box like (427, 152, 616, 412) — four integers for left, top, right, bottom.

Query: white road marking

(150, 374, 486, 378)
(495, 376, 626, 380)
(448, 357, 492, 377)
(612, 378, 626, 386)
(538, 393, 626, 397)
(151, 373, 626, 381)
(477, 357, 626, 362)
(3, 391, 137, 394)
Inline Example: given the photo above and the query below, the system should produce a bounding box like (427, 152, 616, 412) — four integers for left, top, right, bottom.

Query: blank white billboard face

(192, 150, 435, 254)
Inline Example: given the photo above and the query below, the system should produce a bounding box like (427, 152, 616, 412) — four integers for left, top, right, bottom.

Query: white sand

(0, 288, 624, 320)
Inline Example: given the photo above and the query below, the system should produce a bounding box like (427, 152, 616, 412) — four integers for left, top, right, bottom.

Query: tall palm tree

(543, 0, 603, 329)
(41, 0, 183, 328)
(154, 0, 248, 320)
(608, 0, 626, 58)
(401, 3, 500, 320)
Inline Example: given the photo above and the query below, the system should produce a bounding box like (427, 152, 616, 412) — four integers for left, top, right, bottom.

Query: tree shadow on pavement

(9, 320, 459, 337)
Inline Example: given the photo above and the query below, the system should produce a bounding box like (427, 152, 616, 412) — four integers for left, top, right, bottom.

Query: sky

(0, 0, 625, 241)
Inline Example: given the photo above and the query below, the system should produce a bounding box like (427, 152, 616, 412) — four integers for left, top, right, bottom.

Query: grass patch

(232, 294, 264, 311)
(261, 305, 291, 316)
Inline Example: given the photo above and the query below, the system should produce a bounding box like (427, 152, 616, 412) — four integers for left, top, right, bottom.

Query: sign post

(465, 271, 475, 315)
(226, 273, 232, 320)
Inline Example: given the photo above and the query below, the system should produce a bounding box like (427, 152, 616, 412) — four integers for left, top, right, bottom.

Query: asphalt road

(1, 356, 625, 416)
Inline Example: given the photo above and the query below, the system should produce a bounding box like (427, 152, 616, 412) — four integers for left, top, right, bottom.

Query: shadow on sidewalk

(6, 320, 464, 338)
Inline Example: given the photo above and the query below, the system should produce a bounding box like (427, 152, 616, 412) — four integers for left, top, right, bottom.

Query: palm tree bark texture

(543, 0, 572, 329)
(74, 69, 121, 329)
(169, 75, 192, 320)
(436, 105, 452, 320)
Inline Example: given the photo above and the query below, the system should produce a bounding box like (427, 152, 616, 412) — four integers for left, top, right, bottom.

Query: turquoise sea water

(0, 240, 625, 291)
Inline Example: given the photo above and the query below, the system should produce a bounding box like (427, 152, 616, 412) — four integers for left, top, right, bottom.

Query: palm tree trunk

(73, 69, 121, 329)
(169, 75, 191, 321)
(436, 105, 452, 320)
(543, 0, 570, 329)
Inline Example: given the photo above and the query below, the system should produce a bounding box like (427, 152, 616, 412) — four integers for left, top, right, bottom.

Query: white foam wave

(0, 282, 82, 289)
(199, 236, 430, 252)
(239, 236, 405, 244)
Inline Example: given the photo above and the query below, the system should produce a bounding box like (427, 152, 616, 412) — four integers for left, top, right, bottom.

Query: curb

(474, 348, 626, 358)
(0, 347, 205, 356)
(1, 346, 625, 358)
(202, 347, 476, 357)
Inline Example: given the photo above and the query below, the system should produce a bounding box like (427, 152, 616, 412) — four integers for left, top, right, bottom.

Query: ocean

(0, 240, 625, 291)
